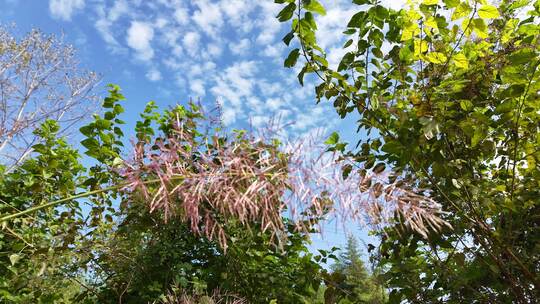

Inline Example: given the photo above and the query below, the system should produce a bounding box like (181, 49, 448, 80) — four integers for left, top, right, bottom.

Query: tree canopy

(277, 0, 540, 302)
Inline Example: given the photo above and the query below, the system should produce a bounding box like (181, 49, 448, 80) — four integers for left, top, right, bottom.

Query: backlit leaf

(304, 0, 326, 15)
(425, 52, 447, 64)
(478, 5, 499, 19)
(453, 53, 469, 69)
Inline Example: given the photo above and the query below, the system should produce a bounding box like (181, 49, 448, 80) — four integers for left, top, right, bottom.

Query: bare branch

(0, 24, 100, 167)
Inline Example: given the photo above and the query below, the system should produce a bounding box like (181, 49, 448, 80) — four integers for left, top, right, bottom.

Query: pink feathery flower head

(119, 110, 449, 250)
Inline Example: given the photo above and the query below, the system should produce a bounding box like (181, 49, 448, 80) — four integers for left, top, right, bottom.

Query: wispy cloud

(126, 21, 154, 61)
(49, 0, 84, 21)
(48, 0, 387, 134)
(146, 68, 162, 82)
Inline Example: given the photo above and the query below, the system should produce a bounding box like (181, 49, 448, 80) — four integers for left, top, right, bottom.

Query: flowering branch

(120, 114, 450, 249)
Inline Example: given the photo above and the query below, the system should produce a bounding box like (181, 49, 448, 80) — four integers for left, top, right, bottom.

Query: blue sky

(0, 0, 405, 254)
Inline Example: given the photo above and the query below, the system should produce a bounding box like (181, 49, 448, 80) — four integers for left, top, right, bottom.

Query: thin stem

(0, 183, 124, 222)
(0, 176, 178, 222)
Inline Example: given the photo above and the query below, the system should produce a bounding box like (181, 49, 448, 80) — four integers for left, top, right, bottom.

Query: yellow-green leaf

(452, 3, 471, 20)
(414, 39, 429, 57)
(478, 5, 499, 19)
(473, 18, 488, 38)
(425, 52, 447, 64)
(453, 53, 469, 69)
(422, 0, 438, 5)
(401, 22, 419, 41)
(425, 17, 438, 30)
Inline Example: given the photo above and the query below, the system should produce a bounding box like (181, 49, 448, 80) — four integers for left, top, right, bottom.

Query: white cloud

(263, 45, 282, 58)
(257, 81, 281, 97)
(192, 0, 224, 37)
(229, 38, 250, 56)
(380, 0, 406, 10)
(207, 43, 223, 58)
(221, 107, 238, 126)
(210, 61, 258, 124)
(146, 68, 162, 81)
(293, 107, 326, 130)
(173, 7, 189, 25)
(126, 21, 155, 61)
(266, 97, 283, 110)
(255, 2, 282, 45)
(327, 46, 348, 70)
(190, 79, 206, 97)
(54, 0, 347, 134)
(315, 5, 356, 50)
(183, 32, 201, 57)
(95, 18, 119, 48)
(250, 115, 267, 128)
(219, 0, 255, 32)
(108, 0, 129, 22)
(155, 17, 168, 29)
(93, 1, 130, 52)
(49, 0, 84, 21)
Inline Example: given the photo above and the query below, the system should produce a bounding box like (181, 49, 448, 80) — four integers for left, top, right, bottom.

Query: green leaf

(508, 49, 536, 64)
(347, 12, 366, 28)
(324, 132, 340, 145)
(501, 84, 526, 98)
(372, 48, 383, 58)
(298, 65, 308, 86)
(81, 138, 99, 150)
(335, 142, 347, 152)
(79, 125, 93, 136)
(382, 141, 402, 154)
(495, 101, 514, 113)
(478, 5, 499, 19)
(103, 97, 115, 108)
(277, 2, 296, 22)
(284, 48, 300, 68)
(460, 100, 473, 111)
(372, 5, 388, 20)
(113, 104, 124, 114)
(472, 18, 488, 38)
(303, 0, 326, 15)
(282, 31, 295, 46)
(399, 46, 413, 61)
(471, 128, 484, 147)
